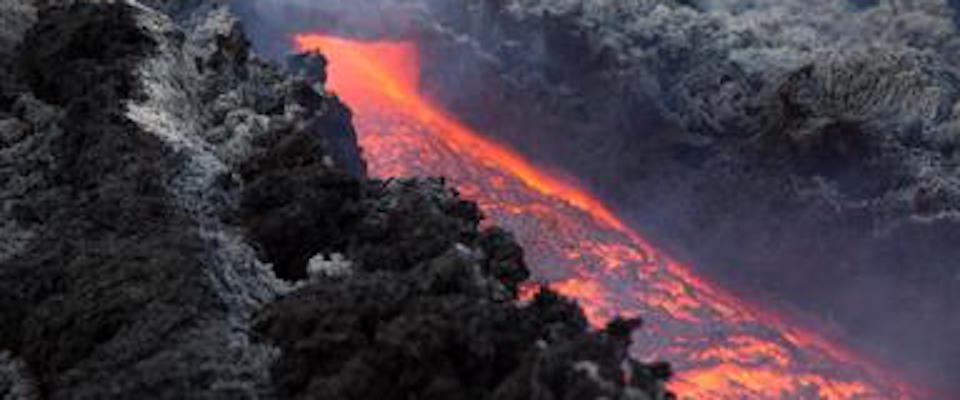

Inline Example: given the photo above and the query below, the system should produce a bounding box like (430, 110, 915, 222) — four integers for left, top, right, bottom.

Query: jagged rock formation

(253, 178, 671, 399)
(0, 3, 287, 398)
(0, 1, 674, 399)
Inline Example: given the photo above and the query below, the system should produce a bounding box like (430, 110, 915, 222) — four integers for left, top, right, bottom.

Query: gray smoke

(230, 0, 960, 393)
(228, 0, 429, 58)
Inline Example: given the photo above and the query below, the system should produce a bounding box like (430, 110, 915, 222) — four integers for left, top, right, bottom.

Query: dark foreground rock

(1, 3, 285, 398)
(0, 1, 673, 399)
(254, 178, 672, 399)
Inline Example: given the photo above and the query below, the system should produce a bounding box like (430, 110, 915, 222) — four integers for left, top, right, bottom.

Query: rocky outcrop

(257, 281, 672, 400)
(0, 1, 674, 399)
(0, 3, 285, 399)
(253, 178, 671, 399)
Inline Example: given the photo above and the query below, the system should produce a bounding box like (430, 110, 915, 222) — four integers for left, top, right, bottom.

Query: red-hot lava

(296, 34, 920, 399)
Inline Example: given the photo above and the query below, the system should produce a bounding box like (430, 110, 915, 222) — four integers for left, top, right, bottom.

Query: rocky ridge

(0, 1, 673, 399)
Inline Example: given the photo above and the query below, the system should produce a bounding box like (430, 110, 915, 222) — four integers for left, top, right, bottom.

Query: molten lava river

(296, 34, 920, 399)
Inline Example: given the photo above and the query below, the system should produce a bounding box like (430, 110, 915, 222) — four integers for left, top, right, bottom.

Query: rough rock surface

(254, 178, 671, 400)
(0, 2, 286, 399)
(0, 1, 673, 399)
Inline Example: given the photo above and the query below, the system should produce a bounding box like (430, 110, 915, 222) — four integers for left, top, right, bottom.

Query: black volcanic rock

(256, 271, 666, 400)
(241, 164, 363, 280)
(347, 178, 484, 274)
(253, 175, 670, 399)
(477, 226, 530, 297)
(19, 4, 155, 107)
(0, 1, 673, 400)
(0, 2, 285, 399)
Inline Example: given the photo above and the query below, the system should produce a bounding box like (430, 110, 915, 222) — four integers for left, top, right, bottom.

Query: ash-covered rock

(0, 2, 287, 399)
(0, 0, 376, 398)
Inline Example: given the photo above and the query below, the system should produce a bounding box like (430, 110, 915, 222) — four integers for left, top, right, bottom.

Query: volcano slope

(295, 33, 927, 399)
(234, 0, 960, 392)
(0, 1, 672, 399)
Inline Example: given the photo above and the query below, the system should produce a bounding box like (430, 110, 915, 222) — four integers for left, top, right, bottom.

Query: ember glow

(296, 34, 918, 399)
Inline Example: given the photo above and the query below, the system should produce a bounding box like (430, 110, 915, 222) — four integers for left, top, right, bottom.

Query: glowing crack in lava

(296, 34, 918, 399)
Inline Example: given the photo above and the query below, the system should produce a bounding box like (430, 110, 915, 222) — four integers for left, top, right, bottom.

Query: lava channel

(296, 34, 920, 400)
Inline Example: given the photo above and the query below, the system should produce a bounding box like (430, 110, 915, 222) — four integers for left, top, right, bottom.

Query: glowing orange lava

(296, 34, 919, 399)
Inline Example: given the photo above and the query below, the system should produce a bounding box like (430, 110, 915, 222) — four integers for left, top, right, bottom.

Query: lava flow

(296, 34, 919, 399)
